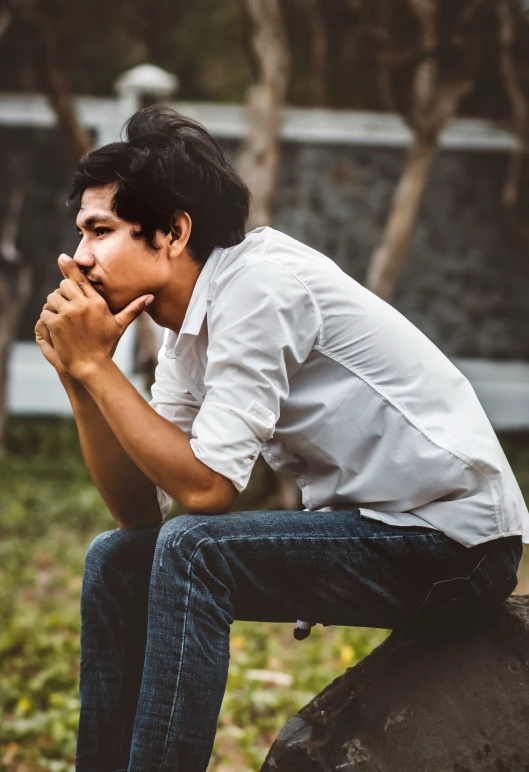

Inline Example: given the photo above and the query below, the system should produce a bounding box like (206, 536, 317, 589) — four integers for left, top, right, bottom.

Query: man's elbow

(181, 475, 237, 516)
(114, 509, 163, 529)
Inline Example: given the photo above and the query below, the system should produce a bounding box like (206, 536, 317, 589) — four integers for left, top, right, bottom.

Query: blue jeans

(75, 510, 522, 771)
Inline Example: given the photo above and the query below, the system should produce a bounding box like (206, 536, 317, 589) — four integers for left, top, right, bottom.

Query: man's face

(74, 184, 165, 314)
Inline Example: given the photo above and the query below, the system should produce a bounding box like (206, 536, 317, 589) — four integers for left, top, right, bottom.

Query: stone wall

(271, 142, 529, 360)
(4, 126, 529, 360)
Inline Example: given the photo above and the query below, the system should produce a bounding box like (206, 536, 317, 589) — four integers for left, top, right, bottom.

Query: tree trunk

(0, 2, 91, 452)
(14, 0, 93, 162)
(306, 0, 327, 106)
(0, 265, 32, 455)
(497, 0, 529, 252)
(0, 281, 12, 456)
(237, 0, 290, 229)
(498, 0, 529, 210)
(365, 0, 480, 301)
(365, 139, 438, 301)
(0, 149, 32, 454)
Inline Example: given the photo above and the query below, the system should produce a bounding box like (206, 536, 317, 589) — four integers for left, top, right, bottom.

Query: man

(36, 106, 527, 772)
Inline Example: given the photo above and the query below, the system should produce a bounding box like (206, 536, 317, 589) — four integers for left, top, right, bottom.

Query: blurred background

(1, 0, 529, 769)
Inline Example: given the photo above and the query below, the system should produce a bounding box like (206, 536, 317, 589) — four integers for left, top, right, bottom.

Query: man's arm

(60, 374, 163, 529)
(76, 360, 237, 516)
(37, 258, 235, 522)
(38, 254, 253, 519)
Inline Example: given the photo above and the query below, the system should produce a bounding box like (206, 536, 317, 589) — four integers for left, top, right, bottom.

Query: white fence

(8, 345, 529, 431)
(2, 66, 529, 429)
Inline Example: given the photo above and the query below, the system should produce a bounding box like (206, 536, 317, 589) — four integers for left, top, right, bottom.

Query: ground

(0, 419, 527, 771)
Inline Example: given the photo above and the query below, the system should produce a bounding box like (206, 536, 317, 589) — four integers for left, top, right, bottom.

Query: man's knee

(154, 515, 211, 563)
(85, 528, 123, 569)
(154, 515, 235, 574)
(153, 515, 236, 602)
(84, 524, 160, 579)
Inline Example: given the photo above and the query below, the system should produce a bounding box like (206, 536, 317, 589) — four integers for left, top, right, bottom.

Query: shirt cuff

(156, 485, 173, 521)
(189, 399, 276, 492)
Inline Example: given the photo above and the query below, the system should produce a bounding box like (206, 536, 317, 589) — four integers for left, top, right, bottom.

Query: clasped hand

(34, 254, 154, 382)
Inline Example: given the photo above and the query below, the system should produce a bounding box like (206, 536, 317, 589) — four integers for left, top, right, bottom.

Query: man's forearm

(60, 374, 162, 528)
(77, 360, 236, 514)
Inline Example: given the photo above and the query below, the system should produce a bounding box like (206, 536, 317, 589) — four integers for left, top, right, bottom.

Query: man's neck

(148, 260, 203, 335)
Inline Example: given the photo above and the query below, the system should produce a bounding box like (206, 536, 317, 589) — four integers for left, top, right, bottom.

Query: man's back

(154, 226, 529, 548)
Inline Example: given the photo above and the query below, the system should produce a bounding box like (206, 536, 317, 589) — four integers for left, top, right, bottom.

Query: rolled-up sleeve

(149, 334, 201, 519)
(189, 261, 321, 492)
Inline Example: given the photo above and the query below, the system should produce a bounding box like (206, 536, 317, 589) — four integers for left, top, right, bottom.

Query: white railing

(7, 340, 529, 429)
(0, 94, 517, 152)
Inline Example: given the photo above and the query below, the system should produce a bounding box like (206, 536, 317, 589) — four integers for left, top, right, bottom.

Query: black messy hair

(68, 105, 250, 263)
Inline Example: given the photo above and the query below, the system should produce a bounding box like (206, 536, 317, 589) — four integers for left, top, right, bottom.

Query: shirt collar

(164, 247, 222, 359)
(163, 227, 267, 359)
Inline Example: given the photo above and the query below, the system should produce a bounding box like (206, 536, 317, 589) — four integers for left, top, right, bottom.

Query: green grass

(0, 419, 527, 771)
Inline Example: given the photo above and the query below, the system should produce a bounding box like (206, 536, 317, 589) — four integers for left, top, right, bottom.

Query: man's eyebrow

(76, 213, 119, 230)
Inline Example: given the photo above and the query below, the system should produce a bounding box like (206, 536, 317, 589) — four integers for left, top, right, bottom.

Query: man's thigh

(171, 509, 481, 630)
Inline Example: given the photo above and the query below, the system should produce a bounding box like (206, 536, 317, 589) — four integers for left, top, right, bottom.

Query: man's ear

(169, 211, 192, 249)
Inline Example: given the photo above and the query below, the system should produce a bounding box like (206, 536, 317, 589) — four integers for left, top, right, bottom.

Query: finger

(58, 254, 98, 298)
(35, 318, 54, 347)
(41, 309, 58, 328)
(58, 278, 84, 300)
(45, 291, 69, 313)
(114, 295, 155, 333)
(35, 330, 56, 358)
(35, 322, 60, 365)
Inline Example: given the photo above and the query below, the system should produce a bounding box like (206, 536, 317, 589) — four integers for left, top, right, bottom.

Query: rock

(262, 596, 529, 772)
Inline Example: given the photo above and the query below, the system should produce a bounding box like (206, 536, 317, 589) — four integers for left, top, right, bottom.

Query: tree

(497, 0, 529, 250)
(365, 0, 489, 302)
(8, 0, 93, 162)
(237, 0, 290, 228)
(0, 153, 33, 454)
(0, 0, 92, 451)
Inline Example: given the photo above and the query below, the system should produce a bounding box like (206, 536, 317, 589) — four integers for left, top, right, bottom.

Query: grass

(0, 418, 527, 770)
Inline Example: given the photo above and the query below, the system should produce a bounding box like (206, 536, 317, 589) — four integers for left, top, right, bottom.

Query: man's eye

(95, 227, 111, 237)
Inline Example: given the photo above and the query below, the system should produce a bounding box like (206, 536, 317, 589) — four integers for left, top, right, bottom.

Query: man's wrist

(59, 371, 84, 394)
(59, 371, 79, 384)
(75, 358, 117, 391)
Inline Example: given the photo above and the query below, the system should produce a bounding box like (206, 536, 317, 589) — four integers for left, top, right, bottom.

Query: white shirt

(149, 226, 529, 548)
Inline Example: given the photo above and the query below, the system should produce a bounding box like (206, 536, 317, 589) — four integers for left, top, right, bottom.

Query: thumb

(115, 294, 155, 331)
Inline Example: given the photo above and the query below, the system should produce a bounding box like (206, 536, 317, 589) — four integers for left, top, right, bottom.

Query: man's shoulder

(212, 226, 341, 294)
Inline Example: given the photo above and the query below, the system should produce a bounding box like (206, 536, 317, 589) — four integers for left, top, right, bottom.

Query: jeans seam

(214, 533, 443, 543)
(114, 620, 126, 761)
(160, 534, 212, 769)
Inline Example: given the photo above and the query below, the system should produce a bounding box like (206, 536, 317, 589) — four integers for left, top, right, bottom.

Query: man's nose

(72, 242, 95, 270)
